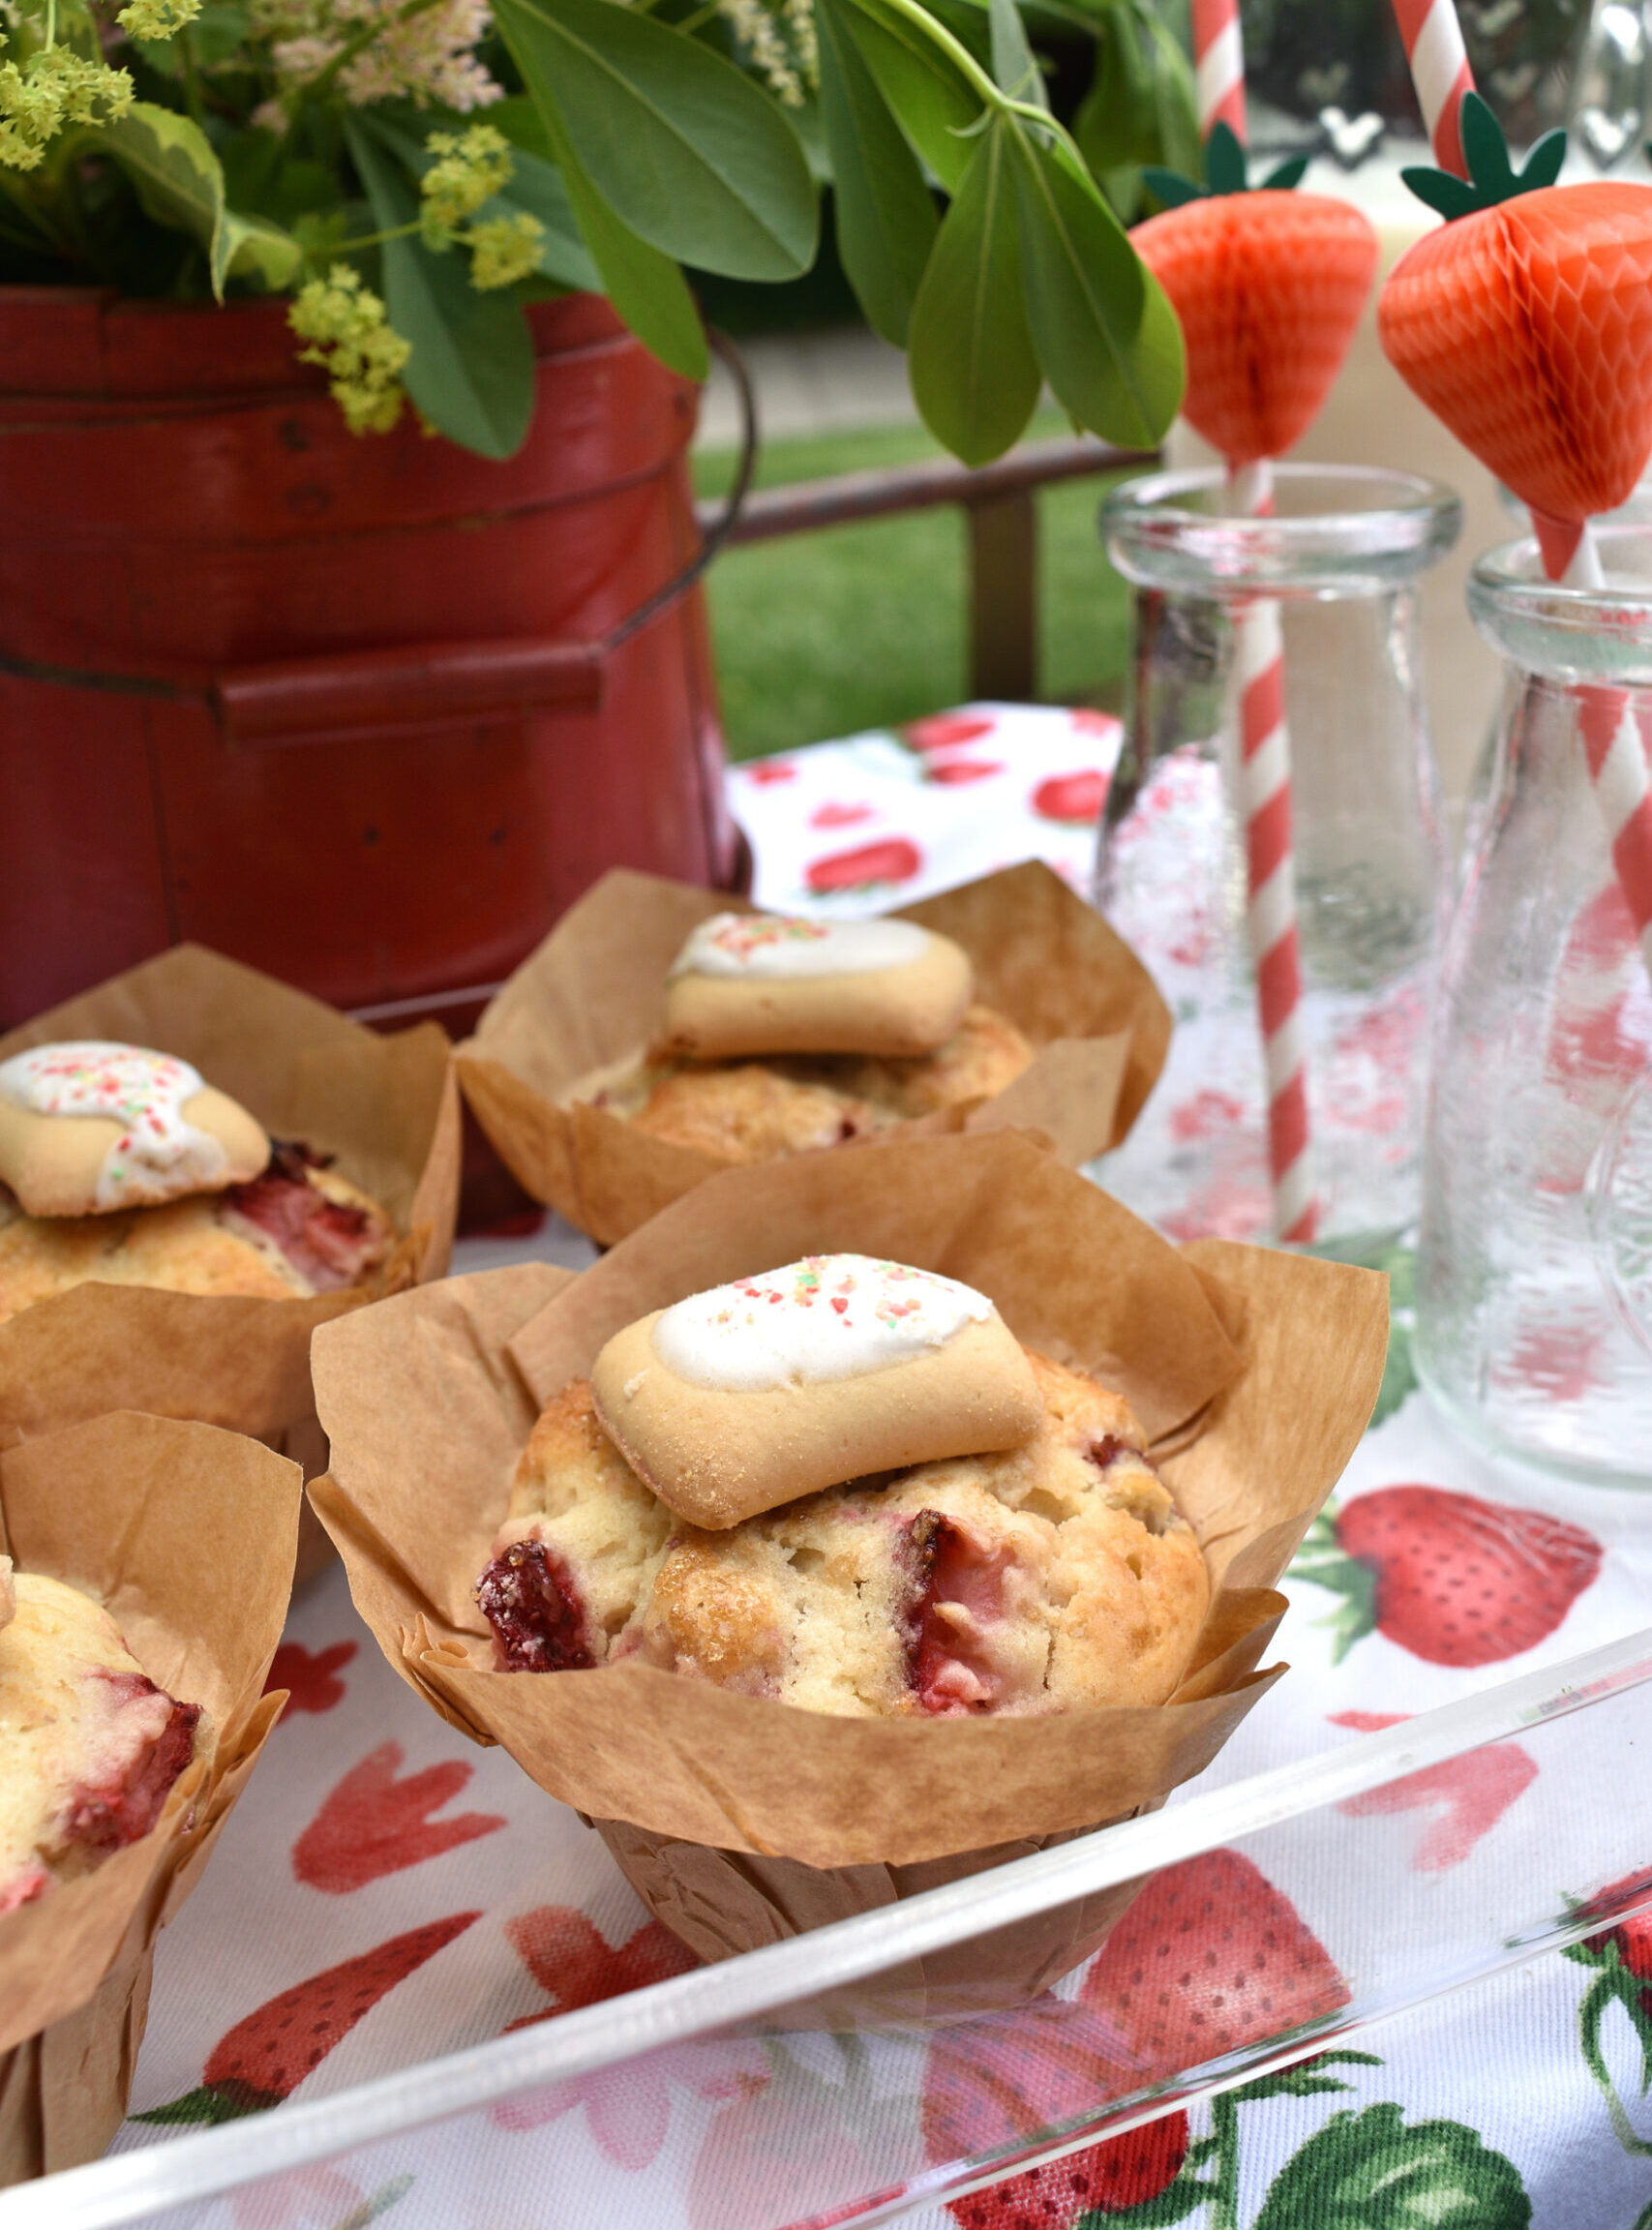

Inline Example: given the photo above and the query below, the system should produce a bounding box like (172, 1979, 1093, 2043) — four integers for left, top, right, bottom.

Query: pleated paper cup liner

(454, 861, 1172, 1247)
(0, 1412, 299, 2180)
(0, 945, 461, 1577)
(311, 1133, 1387, 2022)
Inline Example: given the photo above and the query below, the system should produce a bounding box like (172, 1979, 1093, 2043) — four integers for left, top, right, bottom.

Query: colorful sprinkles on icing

(707, 915, 831, 962)
(668, 911, 932, 983)
(651, 1253, 996, 1392)
(0, 1040, 230, 1212)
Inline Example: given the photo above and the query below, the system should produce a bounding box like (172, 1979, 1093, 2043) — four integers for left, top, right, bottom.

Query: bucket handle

(0, 327, 759, 745)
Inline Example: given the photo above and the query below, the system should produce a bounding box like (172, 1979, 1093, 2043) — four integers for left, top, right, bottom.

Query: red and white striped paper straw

(1390, 0, 1474, 176)
(1231, 463, 1317, 1243)
(1190, 0, 1246, 141)
(1189, 10, 1317, 1240)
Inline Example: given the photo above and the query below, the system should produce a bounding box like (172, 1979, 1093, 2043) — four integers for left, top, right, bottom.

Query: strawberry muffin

(475, 1346, 1209, 1717)
(0, 1556, 202, 1913)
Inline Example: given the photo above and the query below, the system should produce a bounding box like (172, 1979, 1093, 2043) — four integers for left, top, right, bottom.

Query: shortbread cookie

(473, 1353, 1210, 1717)
(0, 1042, 270, 1218)
(590, 1254, 1042, 1528)
(629, 1064, 891, 1160)
(660, 913, 973, 1060)
(0, 1141, 396, 1325)
(475, 1380, 674, 1670)
(0, 1569, 202, 1913)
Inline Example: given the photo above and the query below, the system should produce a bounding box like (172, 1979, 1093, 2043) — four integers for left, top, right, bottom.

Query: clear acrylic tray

(7, 1617, 1652, 2230)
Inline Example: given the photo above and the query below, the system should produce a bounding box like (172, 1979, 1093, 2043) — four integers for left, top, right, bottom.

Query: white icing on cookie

(0, 1041, 228, 1211)
(650, 1254, 994, 1391)
(669, 913, 930, 981)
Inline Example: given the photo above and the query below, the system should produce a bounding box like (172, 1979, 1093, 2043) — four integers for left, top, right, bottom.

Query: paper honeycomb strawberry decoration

(1379, 94, 1652, 579)
(1131, 124, 1379, 468)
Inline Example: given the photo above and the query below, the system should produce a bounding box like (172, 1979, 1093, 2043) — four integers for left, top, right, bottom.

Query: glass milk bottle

(1095, 466, 1460, 1249)
(1417, 528, 1652, 1483)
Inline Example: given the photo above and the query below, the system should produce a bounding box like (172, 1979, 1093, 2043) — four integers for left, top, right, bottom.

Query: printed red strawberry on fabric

(1330, 1711, 1538, 1872)
(1294, 1486, 1601, 1666)
(805, 838, 922, 893)
(1565, 1867, 1652, 2156)
(136, 1914, 480, 2124)
(263, 1640, 356, 1717)
(291, 1741, 505, 1893)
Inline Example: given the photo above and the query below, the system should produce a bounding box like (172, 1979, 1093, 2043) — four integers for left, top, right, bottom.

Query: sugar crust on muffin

(0, 1565, 202, 1914)
(476, 1352, 1208, 1719)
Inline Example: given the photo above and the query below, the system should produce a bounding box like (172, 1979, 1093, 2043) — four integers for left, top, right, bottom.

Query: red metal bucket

(0, 288, 736, 1024)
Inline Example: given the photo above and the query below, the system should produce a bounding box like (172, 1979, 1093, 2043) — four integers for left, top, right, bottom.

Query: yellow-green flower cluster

(288, 264, 410, 436)
(466, 210, 543, 290)
(419, 121, 512, 239)
(416, 123, 542, 288)
(0, 38, 134, 169)
(715, 0, 815, 106)
(115, 0, 203, 37)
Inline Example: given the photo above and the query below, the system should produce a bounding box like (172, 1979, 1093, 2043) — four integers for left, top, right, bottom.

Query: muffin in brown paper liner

(309, 1133, 1386, 2020)
(0, 1410, 299, 2180)
(0, 945, 461, 1578)
(453, 862, 1172, 1247)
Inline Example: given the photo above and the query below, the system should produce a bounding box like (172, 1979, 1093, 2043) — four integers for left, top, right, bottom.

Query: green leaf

(346, 116, 535, 460)
(1007, 126, 1183, 446)
(495, 47, 707, 377)
(1402, 91, 1569, 219)
(1288, 1506, 1380, 1662)
(1262, 152, 1311, 190)
(494, 0, 817, 279)
(816, 0, 937, 345)
(908, 115, 1039, 465)
(1252, 2103, 1530, 2230)
(1074, 7, 1156, 171)
(132, 2082, 272, 2125)
(1075, 2171, 1213, 2227)
(59, 103, 299, 298)
(1143, 10, 1201, 177)
(843, 0, 981, 193)
(986, 0, 1046, 108)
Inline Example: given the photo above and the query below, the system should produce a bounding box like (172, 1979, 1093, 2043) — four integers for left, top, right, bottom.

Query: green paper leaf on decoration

(490, 35, 706, 378)
(1251, 2103, 1531, 2230)
(1263, 152, 1311, 190)
(1008, 128, 1184, 447)
(816, 0, 937, 347)
(842, 0, 981, 195)
(1401, 90, 1570, 219)
(909, 115, 1039, 463)
(493, 0, 817, 281)
(1205, 118, 1247, 195)
(1139, 164, 1206, 207)
(347, 116, 536, 459)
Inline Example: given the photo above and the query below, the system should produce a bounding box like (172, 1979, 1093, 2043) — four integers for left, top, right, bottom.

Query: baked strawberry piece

(0, 1559, 201, 1913)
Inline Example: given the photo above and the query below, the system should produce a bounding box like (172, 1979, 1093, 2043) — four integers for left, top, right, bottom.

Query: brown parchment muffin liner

(309, 1134, 1386, 2022)
(0, 945, 461, 1577)
(0, 1411, 299, 2180)
(453, 862, 1172, 1247)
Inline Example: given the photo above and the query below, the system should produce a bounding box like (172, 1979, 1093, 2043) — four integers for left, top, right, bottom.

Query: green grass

(693, 412, 1134, 763)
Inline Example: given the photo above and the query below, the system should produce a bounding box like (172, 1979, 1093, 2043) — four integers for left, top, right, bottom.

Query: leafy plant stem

(847, 0, 1075, 160)
(177, 26, 207, 126)
(1578, 1973, 1652, 2156)
(675, 3, 720, 31)
(1207, 2091, 1242, 2230)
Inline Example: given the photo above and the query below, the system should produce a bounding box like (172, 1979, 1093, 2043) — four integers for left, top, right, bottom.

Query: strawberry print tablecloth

(101, 708, 1652, 2230)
